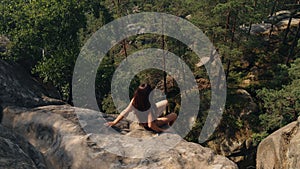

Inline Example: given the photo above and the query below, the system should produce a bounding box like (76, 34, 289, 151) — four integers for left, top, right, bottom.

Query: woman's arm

(105, 100, 133, 127)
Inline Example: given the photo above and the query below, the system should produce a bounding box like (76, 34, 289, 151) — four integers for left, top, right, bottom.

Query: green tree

(257, 58, 300, 132)
(1, 0, 101, 102)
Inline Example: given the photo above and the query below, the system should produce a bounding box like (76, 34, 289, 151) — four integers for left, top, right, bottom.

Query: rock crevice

(0, 125, 47, 169)
(257, 117, 300, 169)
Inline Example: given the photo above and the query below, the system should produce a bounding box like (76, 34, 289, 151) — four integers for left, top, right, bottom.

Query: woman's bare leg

(154, 100, 168, 117)
(155, 112, 177, 127)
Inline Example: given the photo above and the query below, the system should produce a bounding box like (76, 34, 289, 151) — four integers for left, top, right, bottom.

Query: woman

(105, 83, 177, 132)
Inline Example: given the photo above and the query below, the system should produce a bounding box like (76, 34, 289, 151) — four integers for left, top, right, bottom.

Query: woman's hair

(132, 83, 153, 111)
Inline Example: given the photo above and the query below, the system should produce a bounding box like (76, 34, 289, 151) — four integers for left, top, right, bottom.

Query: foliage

(102, 94, 117, 114)
(1, 0, 103, 102)
(257, 58, 300, 133)
(251, 131, 269, 146)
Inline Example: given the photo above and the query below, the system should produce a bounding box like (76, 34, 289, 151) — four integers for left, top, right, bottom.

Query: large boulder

(0, 124, 46, 169)
(2, 105, 238, 169)
(0, 59, 64, 108)
(257, 116, 300, 169)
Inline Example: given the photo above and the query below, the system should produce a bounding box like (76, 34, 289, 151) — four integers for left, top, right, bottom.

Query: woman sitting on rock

(105, 83, 177, 132)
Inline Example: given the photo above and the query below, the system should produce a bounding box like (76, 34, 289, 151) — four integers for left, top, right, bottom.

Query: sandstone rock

(241, 10, 300, 36)
(267, 10, 291, 24)
(0, 36, 9, 53)
(3, 105, 238, 169)
(185, 14, 192, 20)
(276, 18, 300, 30)
(257, 117, 300, 169)
(0, 125, 46, 169)
(247, 23, 272, 35)
(0, 60, 64, 108)
(0, 137, 37, 169)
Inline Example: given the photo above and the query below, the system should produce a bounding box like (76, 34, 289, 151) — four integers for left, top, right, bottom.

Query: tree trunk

(67, 80, 73, 105)
(268, 0, 278, 41)
(161, 17, 168, 114)
(247, 24, 252, 36)
(162, 34, 167, 98)
(247, 0, 257, 37)
(225, 11, 231, 42)
(231, 14, 236, 44)
(225, 60, 231, 80)
(287, 21, 300, 65)
(283, 11, 294, 44)
(122, 39, 128, 60)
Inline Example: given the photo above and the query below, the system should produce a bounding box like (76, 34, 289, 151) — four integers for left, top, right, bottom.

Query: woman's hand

(104, 121, 116, 127)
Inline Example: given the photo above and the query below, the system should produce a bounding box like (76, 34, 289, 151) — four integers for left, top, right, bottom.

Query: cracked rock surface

(0, 125, 46, 169)
(257, 117, 300, 169)
(2, 105, 238, 169)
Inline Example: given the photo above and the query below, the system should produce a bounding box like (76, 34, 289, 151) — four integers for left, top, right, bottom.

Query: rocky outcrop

(0, 60, 64, 108)
(257, 116, 300, 169)
(0, 59, 238, 168)
(205, 89, 258, 168)
(240, 10, 300, 35)
(2, 105, 238, 169)
(0, 124, 46, 169)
